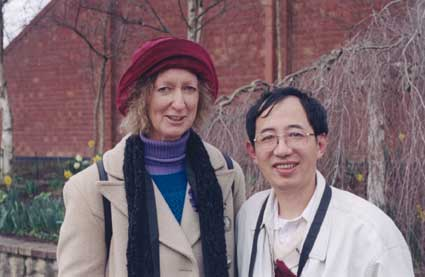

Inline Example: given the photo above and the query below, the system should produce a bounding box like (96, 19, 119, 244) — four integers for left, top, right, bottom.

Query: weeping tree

(202, 0, 424, 274)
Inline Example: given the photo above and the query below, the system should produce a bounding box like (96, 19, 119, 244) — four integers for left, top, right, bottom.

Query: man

(236, 87, 414, 276)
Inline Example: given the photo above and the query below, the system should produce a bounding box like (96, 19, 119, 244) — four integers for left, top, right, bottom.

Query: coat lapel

(180, 165, 235, 247)
(96, 180, 128, 216)
(181, 186, 200, 246)
(153, 182, 196, 262)
(97, 178, 197, 262)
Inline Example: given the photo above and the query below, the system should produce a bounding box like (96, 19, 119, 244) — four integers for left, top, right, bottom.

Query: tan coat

(57, 135, 246, 276)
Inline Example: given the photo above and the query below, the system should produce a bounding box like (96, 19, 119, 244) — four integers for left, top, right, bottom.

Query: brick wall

(284, 0, 388, 72)
(4, 0, 390, 157)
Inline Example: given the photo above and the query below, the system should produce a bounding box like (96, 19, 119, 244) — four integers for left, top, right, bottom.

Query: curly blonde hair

(120, 74, 212, 135)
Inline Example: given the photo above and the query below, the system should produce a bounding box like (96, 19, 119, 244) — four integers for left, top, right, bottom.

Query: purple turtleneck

(140, 131, 189, 175)
(139, 131, 190, 223)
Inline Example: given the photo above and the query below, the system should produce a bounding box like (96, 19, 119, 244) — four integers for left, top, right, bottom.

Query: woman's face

(147, 68, 199, 141)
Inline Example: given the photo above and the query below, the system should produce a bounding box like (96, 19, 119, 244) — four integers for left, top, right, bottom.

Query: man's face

(246, 96, 327, 193)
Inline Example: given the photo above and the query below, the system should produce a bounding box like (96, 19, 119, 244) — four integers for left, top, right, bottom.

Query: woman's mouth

(166, 115, 185, 125)
(166, 115, 186, 122)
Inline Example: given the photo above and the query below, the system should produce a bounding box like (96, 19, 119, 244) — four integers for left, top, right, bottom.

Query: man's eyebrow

(287, 124, 304, 129)
(258, 125, 305, 134)
(258, 127, 276, 134)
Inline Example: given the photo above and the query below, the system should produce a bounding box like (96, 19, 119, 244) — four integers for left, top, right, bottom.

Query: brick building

(4, 0, 388, 158)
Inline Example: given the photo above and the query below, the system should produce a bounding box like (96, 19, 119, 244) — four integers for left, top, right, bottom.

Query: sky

(4, 0, 50, 46)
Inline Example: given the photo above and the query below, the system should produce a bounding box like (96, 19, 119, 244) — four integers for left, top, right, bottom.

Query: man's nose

(273, 136, 293, 156)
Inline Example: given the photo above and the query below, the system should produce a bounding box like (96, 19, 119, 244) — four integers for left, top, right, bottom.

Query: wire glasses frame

(253, 131, 316, 151)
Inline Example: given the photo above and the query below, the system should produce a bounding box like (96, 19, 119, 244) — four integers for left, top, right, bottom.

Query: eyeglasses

(253, 130, 315, 151)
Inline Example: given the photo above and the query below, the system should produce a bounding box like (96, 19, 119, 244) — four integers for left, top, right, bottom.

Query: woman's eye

(183, 86, 197, 92)
(157, 87, 170, 93)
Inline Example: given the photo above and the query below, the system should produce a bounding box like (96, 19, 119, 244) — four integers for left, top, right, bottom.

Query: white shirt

(271, 181, 322, 272)
(236, 171, 414, 276)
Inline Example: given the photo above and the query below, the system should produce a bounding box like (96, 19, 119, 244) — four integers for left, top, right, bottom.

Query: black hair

(245, 87, 328, 145)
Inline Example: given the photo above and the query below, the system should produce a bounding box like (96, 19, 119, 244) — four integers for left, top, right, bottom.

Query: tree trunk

(367, 88, 386, 208)
(94, 56, 107, 155)
(0, 1, 13, 177)
(187, 0, 203, 42)
(0, 87, 13, 177)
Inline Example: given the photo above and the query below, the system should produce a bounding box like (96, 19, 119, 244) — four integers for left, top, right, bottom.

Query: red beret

(117, 36, 219, 115)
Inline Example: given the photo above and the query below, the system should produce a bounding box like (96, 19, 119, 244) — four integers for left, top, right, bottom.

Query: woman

(57, 37, 246, 276)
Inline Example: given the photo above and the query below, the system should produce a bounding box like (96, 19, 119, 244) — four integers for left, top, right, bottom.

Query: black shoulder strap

(248, 195, 269, 277)
(223, 152, 234, 170)
(297, 185, 332, 276)
(96, 160, 112, 264)
(222, 152, 235, 194)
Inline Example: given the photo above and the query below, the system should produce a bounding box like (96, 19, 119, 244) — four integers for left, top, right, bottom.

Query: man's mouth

(274, 163, 297, 169)
(274, 162, 298, 170)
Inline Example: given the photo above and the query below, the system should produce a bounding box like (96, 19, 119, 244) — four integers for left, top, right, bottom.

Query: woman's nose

(171, 90, 186, 110)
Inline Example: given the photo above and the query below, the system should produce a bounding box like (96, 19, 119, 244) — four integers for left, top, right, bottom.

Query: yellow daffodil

(88, 140, 95, 148)
(355, 173, 364, 183)
(92, 154, 102, 163)
(3, 175, 12, 188)
(64, 170, 73, 179)
(75, 154, 83, 162)
(398, 132, 406, 142)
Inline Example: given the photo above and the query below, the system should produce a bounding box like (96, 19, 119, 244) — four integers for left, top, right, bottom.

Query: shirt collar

(265, 170, 327, 229)
(302, 171, 326, 225)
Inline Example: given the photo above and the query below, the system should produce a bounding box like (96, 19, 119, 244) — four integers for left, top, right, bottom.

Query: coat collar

(101, 135, 128, 181)
(102, 134, 232, 180)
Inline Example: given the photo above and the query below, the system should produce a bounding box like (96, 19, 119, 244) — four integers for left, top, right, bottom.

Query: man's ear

(245, 140, 257, 164)
(316, 134, 328, 159)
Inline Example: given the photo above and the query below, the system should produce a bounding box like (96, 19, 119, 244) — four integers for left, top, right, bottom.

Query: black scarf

(123, 130, 228, 276)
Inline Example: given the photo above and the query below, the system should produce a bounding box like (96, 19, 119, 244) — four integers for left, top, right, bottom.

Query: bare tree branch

(78, 0, 170, 33)
(178, 0, 191, 29)
(143, 0, 170, 33)
(196, 0, 225, 20)
(194, 0, 227, 33)
(52, 17, 108, 59)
